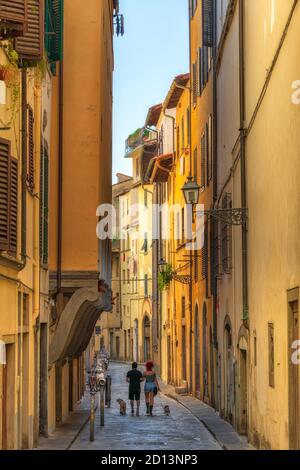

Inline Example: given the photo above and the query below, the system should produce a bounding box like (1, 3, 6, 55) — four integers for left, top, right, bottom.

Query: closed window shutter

(202, 222, 208, 280)
(40, 139, 49, 265)
(15, 0, 44, 61)
(192, 62, 197, 106)
(201, 133, 206, 188)
(27, 105, 34, 191)
(193, 147, 198, 182)
(205, 123, 209, 186)
(0, 138, 18, 255)
(202, 0, 214, 47)
(208, 115, 213, 182)
(45, 0, 64, 62)
(0, 0, 27, 38)
(9, 157, 18, 255)
(0, 139, 10, 251)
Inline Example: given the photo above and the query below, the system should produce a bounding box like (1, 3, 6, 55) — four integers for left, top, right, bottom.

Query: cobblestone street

(70, 363, 221, 450)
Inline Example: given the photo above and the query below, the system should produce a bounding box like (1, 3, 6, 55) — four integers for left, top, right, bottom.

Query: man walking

(126, 362, 143, 416)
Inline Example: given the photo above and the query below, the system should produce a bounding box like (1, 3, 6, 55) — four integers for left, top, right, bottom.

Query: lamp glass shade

(181, 177, 200, 205)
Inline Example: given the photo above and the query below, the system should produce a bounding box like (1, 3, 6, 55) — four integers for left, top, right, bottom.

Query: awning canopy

(146, 154, 173, 184)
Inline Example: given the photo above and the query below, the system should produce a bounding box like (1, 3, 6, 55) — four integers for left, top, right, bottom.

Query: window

(202, 0, 214, 47)
(40, 139, 49, 265)
(123, 270, 126, 285)
(0, 138, 18, 256)
(194, 250, 199, 282)
(15, 0, 44, 61)
(221, 194, 232, 274)
(187, 108, 190, 144)
(202, 222, 208, 282)
(27, 106, 34, 192)
(0, 0, 27, 39)
(127, 269, 130, 284)
(208, 115, 213, 182)
(144, 189, 148, 208)
(193, 147, 198, 182)
(181, 207, 185, 244)
(176, 126, 180, 158)
(192, 62, 197, 106)
(181, 116, 185, 150)
(201, 132, 206, 189)
(268, 323, 275, 388)
(142, 232, 148, 253)
(181, 297, 186, 319)
(23, 294, 29, 327)
(144, 275, 148, 297)
(45, 0, 64, 62)
(190, 0, 198, 17)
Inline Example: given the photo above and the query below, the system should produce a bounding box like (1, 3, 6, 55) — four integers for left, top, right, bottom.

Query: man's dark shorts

(129, 390, 141, 401)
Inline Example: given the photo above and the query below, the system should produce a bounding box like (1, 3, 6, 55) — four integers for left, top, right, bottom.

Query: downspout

(57, 61, 63, 293)
(212, 0, 220, 412)
(239, 0, 248, 323)
(188, 0, 193, 394)
(212, 0, 218, 344)
(20, 68, 27, 269)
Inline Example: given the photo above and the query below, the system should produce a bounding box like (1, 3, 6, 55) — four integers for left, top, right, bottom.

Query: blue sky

(113, 0, 189, 182)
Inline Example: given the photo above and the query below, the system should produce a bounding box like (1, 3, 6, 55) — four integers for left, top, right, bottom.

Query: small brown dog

(117, 399, 127, 415)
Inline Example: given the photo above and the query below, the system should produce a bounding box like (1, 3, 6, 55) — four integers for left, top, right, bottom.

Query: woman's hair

(145, 361, 154, 371)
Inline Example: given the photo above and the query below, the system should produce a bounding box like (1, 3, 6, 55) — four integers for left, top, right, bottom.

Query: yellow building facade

(0, 0, 49, 449)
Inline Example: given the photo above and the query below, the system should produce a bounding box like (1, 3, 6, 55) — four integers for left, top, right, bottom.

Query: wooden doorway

(2, 343, 15, 450)
(194, 305, 200, 396)
(288, 290, 299, 449)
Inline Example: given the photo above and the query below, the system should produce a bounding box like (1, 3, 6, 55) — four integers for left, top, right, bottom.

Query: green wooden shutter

(202, 0, 214, 47)
(40, 139, 49, 265)
(15, 0, 44, 61)
(0, 138, 10, 251)
(45, 0, 63, 62)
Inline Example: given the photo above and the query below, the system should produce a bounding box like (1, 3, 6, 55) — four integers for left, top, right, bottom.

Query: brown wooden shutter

(201, 132, 206, 188)
(9, 157, 18, 255)
(0, 0, 27, 38)
(27, 105, 34, 191)
(15, 0, 44, 61)
(0, 138, 10, 251)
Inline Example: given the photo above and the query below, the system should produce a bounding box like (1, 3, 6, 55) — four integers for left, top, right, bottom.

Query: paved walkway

(37, 362, 253, 450)
(160, 382, 254, 450)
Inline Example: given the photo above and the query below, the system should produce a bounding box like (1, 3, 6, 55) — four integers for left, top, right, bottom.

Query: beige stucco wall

(245, 0, 300, 449)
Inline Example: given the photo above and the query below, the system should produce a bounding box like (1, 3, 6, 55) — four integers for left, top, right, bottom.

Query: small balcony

(125, 127, 158, 159)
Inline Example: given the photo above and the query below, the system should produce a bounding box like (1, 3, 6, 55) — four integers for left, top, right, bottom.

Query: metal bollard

(105, 375, 112, 408)
(100, 386, 105, 427)
(90, 394, 95, 442)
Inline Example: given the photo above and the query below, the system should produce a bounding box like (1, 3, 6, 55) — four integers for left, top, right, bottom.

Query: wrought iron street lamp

(158, 258, 191, 285)
(181, 176, 248, 226)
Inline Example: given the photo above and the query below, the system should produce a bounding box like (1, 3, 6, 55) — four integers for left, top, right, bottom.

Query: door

(116, 336, 120, 359)
(167, 336, 172, 383)
(194, 307, 201, 396)
(239, 348, 248, 435)
(288, 299, 299, 449)
(2, 362, 7, 450)
(182, 326, 187, 381)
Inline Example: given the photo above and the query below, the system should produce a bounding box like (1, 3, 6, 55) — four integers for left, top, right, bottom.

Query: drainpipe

(57, 61, 64, 293)
(20, 69, 27, 269)
(239, 0, 248, 324)
(188, 0, 193, 395)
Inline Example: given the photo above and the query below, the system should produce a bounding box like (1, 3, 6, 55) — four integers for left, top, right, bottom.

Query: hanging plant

(158, 263, 173, 292)
(0, 41, 20, 128)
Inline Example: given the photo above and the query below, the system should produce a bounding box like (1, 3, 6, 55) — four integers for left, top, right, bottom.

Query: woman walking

(143, 361, 159, 416)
